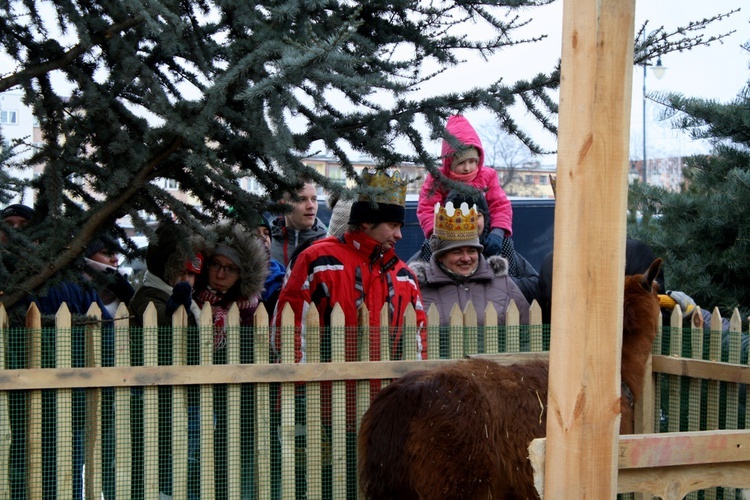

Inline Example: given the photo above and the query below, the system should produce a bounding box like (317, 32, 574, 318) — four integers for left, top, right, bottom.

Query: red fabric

(417, 115, 513, 237)
(273, 231, 428, 427)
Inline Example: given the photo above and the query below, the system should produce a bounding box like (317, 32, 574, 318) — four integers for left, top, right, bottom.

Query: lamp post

(642, 56, 666, 183)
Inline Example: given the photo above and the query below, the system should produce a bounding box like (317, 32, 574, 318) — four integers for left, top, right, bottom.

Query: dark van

(317, 197, 555, 271)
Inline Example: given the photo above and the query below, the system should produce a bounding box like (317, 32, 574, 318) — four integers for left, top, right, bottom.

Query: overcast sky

(439, 1, 749, 163)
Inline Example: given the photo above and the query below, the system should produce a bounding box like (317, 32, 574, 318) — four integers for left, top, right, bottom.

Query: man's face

(0, 215, 31, 244)
(361, 222, 402, 251)
(90, 249, 120, 268)
(284, 182, 318, 231)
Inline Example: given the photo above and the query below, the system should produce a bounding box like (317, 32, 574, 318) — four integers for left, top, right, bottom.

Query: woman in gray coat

(409, 201, 530, 355)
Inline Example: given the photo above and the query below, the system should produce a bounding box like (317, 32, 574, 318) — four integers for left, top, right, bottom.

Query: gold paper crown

(359, 169, 407, 206)
(433, 201, 480, 241)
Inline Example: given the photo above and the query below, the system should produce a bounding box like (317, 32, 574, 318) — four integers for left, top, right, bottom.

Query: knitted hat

(213, 244, 241, 266)
(85, 234, 118, 258)
(429, 202, 483, 259)
(328, 198, 354, 238)
(1, 204, 34, 221)
(450, 146, 480, 171)
(349, 169, 407, 226)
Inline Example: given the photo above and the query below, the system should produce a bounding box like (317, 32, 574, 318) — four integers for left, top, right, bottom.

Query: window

(1, 110, 18, 124)
(165, 179, 178, 190)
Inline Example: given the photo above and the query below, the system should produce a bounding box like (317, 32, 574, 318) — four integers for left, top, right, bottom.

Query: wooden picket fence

(0, 299, 747, 499)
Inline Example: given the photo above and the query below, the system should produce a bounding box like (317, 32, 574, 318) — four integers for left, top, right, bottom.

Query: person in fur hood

(409, 201, 529, 356)
(193, 221, 269, 352)
(129, 219, 206, 327)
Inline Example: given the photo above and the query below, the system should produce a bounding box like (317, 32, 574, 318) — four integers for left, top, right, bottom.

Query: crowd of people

(2, 114, 735, 498)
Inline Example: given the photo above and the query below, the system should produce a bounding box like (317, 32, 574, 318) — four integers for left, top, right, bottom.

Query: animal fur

(358, 259, 663, 500)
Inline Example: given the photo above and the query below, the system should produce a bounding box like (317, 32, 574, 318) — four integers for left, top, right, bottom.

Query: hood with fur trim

(207, 222, 269, 299)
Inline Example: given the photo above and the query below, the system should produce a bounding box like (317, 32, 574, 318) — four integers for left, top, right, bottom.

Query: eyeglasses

(208, 261, 240, 276)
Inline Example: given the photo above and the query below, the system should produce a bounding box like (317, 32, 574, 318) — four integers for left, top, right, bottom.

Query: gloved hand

(166, 281, 193, 316)
(668, 290, 697, 318)
(482, 228, 505, 256)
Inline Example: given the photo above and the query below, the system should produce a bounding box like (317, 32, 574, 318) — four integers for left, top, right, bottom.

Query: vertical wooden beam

(545, 0, 636, 497)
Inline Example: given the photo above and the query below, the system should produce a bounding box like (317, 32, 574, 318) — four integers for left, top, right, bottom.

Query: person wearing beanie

(193, 222, 269, 353)
(269, 177, 328, 266)
(129, 220, 206, 328)
(326, 194, 354, 239)
(408, 202, 529, 356)
(0, 203, 34, 244)
(416, 115, 515, 270)
(84, 234, 135, 318)
(273, 169, 427, 490)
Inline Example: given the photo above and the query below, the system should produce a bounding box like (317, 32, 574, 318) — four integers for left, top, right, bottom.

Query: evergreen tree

(0, 0, 735, 309)
(628, 42, 750, 319)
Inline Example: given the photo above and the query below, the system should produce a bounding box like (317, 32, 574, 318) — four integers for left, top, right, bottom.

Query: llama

(357, 258, 662, 500)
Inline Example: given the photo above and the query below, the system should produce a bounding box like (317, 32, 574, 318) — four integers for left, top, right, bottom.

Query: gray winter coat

(409, 255, 530, 326)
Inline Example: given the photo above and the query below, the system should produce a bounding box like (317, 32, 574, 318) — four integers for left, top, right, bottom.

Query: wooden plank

(171, 306, 189, 500)
(464, 301, 478, 355)
(618, 430, 750, 468)
(667, 308, 682, 433)
(506, 299, 520, 353)
(304, 305, 322, 500)
(113, 303, 132, 500)
(651, 356, 750, 384)
(253, 305, 271, 500)
(546, 0, 636, 497)
(198, 304, 215, 500)
(403, 303, 417, 360)
(226, 304, 241, 500)
(330, 303, 346, 499)
(0, 305, 9, 498)
(26, 303, 43, 500)
(529, 300, 544, 352)
(531, 432, 750, 497)
(484, 303, 498, 354)
(426, 304, 440, 360)
(279, 301, 296, 500)
(0, 353, 558, 389)
(142, 302, 159, 500)
(55, 304, 73, 499)
(84, 303, 103, 499)
(448, 303, 463, 357)
(725, 309, 742, 431)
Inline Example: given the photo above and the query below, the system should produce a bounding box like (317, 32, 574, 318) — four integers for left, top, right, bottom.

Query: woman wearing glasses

(193, 222, 269, 354)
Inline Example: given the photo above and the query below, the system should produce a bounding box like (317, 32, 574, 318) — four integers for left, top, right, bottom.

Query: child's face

(171, 272, 197, 287)
(452, 158, 479, 175)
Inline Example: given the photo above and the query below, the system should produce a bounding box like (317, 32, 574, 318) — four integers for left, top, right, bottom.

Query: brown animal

(357, 258, 662, 499)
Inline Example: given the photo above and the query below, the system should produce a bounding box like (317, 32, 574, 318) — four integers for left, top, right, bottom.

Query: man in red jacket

(272, 169, 427, 498)
(274, 168, 427, 362)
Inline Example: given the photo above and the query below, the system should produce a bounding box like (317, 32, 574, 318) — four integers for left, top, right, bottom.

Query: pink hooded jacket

(417, 115, 513, 237)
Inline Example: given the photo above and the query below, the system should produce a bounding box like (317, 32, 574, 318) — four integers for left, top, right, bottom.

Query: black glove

(166, 281, 193, 316)
(482, 228, 505, 256)
(105, 268, 135, 303)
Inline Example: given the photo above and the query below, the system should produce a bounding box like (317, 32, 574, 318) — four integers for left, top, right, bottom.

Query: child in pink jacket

(417, 115, 513, 257)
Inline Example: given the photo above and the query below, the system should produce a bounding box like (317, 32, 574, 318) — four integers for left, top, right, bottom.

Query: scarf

(194, 286, 260, 351)
(446, 168, 479, 183)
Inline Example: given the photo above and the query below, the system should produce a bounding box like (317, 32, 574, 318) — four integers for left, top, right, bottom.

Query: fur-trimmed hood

(409, 255, 509, 286)
(206, 222, 269, 299)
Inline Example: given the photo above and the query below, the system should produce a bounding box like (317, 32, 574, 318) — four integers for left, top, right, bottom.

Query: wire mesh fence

(0, 299, 747, 499)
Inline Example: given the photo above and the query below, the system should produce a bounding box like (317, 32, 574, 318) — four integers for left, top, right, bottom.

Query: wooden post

(545, 0, 636, 497)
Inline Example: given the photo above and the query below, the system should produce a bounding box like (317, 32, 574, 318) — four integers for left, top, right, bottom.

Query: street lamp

(642, 56, 666, 183)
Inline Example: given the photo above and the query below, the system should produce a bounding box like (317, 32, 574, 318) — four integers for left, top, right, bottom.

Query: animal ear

(640, 258, 663, 292)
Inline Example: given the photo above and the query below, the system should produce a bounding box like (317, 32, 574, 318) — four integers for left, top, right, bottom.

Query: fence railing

(0, 299, 747, 499)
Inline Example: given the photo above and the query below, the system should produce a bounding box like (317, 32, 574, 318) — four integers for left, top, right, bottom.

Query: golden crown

(434, 202, 480, 241)
(359, 168, 407, 206)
